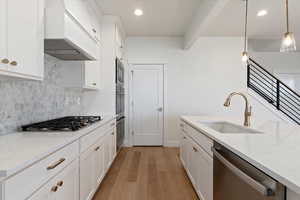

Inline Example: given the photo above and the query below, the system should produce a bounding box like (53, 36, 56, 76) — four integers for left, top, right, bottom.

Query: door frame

(128, 62, 167, 147)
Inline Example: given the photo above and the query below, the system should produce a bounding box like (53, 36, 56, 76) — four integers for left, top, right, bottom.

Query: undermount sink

(198, 121, 262, 134)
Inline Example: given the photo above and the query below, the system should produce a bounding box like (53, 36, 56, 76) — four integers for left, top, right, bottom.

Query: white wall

(251, 52, 300, 92)
(126, 37, 285, 145)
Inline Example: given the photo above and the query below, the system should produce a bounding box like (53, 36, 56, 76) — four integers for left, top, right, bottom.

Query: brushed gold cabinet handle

(51, 185, 58, 192)
(47, 158, 66, 170)
(193, 147, 198, 152)
(95, 146, 100, 151)
(1, 58, 9, 64)
(10, 61, 17, 66)
(57, 181, 64, 187)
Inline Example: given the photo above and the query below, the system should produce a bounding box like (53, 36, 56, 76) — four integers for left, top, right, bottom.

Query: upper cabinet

(45, 0, 99, 61)
(0, 0, 44, 80)
(58, 45, 101, 91)
(86, 4, 101, 43)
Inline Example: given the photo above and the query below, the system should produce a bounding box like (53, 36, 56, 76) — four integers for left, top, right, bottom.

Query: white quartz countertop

(0, 115, 116, 179)
(181, 116, 300, 194)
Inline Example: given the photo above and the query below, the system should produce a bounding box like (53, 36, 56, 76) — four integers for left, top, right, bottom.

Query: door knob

(157, 107, 163, 112)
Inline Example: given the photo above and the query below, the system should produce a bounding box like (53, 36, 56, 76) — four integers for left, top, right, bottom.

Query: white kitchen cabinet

(0, 0, 44, 80)
(94, 141, 105, 186)
(104, 132, 112, 170)
(64, 0, 93, 37)
(29, 160, 79, 200)
(0, 0, 7, 72)
(84, 46, 101, 90)
(80, 144, 96, 200)
(191, 141, 213, 200)
(59, 45, 101, 90)
(180, 131, 189, 169)
(110, 129, 117, 162)
(79, 124, 116, 200)
(87, 4, 101, 43)
(179, 121, 213, 200)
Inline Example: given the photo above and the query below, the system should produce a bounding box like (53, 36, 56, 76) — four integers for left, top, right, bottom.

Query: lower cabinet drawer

(80, 119, 116, 153)
(29, 159, 79, 200)
(186, 124, 213, 157)
(4, 141, 79, 200)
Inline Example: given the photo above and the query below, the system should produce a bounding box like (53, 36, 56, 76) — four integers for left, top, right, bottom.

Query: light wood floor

(93, 147, 199, 200)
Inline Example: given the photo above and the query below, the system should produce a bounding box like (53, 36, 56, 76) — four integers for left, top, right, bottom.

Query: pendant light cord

(244, 0, 248, 52)
(285, 0, 289, 32)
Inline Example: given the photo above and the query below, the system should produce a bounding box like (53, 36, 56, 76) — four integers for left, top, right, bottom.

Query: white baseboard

(164, 140, 180, 147)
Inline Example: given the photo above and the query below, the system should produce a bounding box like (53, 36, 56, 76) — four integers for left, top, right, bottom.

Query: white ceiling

(96, 0, 202, 37)
(200, 0, 300, 38)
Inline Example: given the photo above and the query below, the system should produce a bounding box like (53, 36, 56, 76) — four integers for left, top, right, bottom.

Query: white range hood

(45, 0, 98, 60)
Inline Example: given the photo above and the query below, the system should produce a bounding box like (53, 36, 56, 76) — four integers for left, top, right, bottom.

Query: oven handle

(212, 147, 275, 196)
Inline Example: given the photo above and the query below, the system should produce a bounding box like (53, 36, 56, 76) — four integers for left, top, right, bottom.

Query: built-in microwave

(115, 58, 124, 85)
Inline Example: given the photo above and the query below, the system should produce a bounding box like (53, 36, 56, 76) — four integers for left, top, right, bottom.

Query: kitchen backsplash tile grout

(0, 55, 84, 135)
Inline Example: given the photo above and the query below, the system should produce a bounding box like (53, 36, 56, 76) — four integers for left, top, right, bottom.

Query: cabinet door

(180, 132, 189, 167)
(29, 182, 55, 200)
(84, 45, 100, 89)
(80, 146, 96, 200)
(64, 0, 92, 35)
(94, 142, 105, 187)
(110, 129, 117, 162)
(0, 0, 7, 72)
(86, 5, 100, 42)
(55, 160, 79, 200)
(193, 144, 213, 200)
(104, 133, 111, 170)
(7, 0, 42, 77)
(29, 160, 79, 200)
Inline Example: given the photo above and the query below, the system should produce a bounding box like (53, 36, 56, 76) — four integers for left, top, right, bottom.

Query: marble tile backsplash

(0, 55, 84, 135)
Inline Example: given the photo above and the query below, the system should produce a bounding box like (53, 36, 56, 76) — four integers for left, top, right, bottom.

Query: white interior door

(131, 65, 164, 146)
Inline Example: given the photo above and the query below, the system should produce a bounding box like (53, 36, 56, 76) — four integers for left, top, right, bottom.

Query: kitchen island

(180, 116, 300, 200)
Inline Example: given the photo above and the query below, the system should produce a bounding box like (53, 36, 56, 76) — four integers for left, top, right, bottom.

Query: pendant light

(242, 0, 249, 62)
(280, 0, 296, 52)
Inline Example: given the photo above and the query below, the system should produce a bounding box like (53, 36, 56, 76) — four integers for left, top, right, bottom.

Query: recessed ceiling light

(257, 10, 268, 17)
(134, 9, 143, 16)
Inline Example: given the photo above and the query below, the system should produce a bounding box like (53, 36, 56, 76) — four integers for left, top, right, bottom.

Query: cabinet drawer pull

(1, 58, 9, 64)
(92, 83, 97, 86)
(47, 158, 66, 170)
(51, 186, 58, 192)
(92, 28, 97, 33)
(57, 181, 64, 187)
(193, 147, 198, 152)
(10, 61, 17, 66)
(95, 146, 100, 151)
(111, 132, 115, 135)
(183, 136, 186, 139)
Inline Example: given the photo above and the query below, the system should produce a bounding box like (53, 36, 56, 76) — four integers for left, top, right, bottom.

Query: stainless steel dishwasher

(212, 143, 285, 200)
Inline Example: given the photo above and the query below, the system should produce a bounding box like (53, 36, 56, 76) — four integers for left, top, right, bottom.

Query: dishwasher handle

(212, 147, 275, 196)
